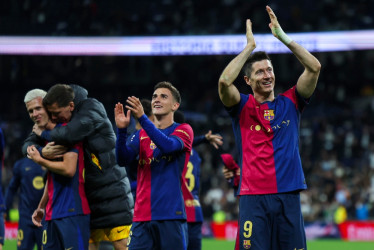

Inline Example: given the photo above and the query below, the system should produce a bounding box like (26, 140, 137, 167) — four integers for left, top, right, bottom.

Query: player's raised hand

(205, 130, 223, 149)
(266, 6, 280, 32)
(266, 5, 293, 45)
(246, 19, 256, 49)
(114, 102, 131, 129)
(126, 96, 145, 119)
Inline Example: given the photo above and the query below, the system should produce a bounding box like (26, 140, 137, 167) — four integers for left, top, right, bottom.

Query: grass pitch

(4, 238, 374, 249)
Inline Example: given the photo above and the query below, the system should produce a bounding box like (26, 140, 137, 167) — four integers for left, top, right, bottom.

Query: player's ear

(69, 101, 75, 112)
(172, 102, 180, 111)
(244, 75, 252, 87)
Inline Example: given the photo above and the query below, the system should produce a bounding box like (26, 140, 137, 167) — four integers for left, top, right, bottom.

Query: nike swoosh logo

(25, 167, 31, 171)
(140, 136, 149, 140)
(117, 229, 125, 233)
(65, 247, 73, 250)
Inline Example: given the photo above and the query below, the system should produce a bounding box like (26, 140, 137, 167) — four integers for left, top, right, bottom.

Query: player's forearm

(218, 44, 254, 88)
(138, 115, 183, 154)
(22, 132, 44, 156)
(38, 182, 49, 209)
(192, 135, 207, 147)
(36, 157, 76, 177)
(116, 128, 137, 165)
(287, 42, 321, 74)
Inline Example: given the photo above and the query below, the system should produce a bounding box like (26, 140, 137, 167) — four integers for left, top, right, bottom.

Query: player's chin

(153, 109, 166, 116)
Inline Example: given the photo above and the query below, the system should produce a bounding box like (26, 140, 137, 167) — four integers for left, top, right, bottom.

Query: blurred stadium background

(1, 0, 374, 248)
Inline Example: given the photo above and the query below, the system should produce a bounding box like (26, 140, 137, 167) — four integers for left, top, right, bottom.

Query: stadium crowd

(0, 0, 373, 35)
(0, 0, 373, 239)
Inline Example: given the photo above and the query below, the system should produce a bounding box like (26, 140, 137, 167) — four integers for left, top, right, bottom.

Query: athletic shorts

(42, 214, 90, 250)
(17, 218, 43, 250)
(238, 192, 306, 250)
(89, 225, 131, 243)
(187, 222, 202, 250)
(128, 220, 188, 250)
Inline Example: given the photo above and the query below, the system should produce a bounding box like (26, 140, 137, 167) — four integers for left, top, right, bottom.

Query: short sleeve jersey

(227, 86, 308, 195)
(45, 141, 90, 220)
(182, 148, 203, 223)
(128, 123, 193, 222)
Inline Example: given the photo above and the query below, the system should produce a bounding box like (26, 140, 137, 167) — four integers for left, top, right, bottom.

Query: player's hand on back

(42, 142, 68, 159)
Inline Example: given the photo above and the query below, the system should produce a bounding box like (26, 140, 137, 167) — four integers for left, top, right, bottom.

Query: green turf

(202, 238, 374, 250)
(4, 238, 374, 250)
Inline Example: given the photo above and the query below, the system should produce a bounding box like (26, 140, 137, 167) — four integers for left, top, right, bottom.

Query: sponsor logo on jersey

(33, 176, 45, 190)
(185, 199, 201, 207)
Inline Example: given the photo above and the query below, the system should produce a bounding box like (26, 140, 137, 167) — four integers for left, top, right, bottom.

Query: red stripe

(77, 143, 90, 214)
(133, 130, 152, 221)
(45, 173, 53, 220)
(181, 155, 196, 222)
(239, 96, 277, 194)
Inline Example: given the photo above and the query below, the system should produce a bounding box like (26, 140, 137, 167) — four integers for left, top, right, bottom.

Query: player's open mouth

(262, 82, 271, 86)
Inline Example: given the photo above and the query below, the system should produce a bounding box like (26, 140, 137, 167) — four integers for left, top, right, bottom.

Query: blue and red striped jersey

(227, 86, 308, 195)
(128, 123, 193, 222)
(182, 149, 203, 223)
(45, 141, 90, 220)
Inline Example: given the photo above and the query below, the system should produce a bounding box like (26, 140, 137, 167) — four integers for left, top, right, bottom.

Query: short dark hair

(43, 84, 75, 107)
(242, 51, 272, 77)
(154, 81, 181, 104)
(141, 99, 152, 117)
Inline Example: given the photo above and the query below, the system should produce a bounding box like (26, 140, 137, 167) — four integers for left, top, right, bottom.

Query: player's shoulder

(76, 98, 107, 118)
(15, 157, 30, 166)
(175, 122, 193, 132)
(173, 123, 193, 140)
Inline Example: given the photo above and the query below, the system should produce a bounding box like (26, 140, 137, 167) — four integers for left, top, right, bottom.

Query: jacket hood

(70, 84, 88, 106)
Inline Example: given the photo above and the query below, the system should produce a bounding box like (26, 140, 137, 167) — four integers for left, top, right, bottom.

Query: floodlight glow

(0, 30, 373, 55)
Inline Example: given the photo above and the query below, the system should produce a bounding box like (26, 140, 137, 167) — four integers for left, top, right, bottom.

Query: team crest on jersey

(243, 240, 251, 249)
(264, 109, 275, 121)
(150, 141, 157, 150)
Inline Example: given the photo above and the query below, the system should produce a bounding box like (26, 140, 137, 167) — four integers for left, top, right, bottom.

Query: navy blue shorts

(17, 218, 43, 250)
(129, 220, 188, 250)
(238, 192, 306, 250)
(187, 222, 202, 250)
(42, 214, 90, 250)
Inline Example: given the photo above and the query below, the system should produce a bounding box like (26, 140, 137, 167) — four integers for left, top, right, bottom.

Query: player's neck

(154, 113, 174, 129)
(253, 92, 274, 103)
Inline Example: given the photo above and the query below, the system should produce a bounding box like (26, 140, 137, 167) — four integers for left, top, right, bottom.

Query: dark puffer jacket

(23, 85, 133, 229)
